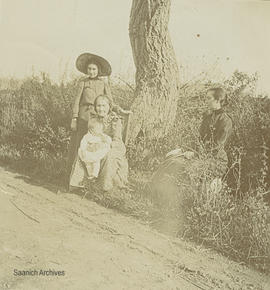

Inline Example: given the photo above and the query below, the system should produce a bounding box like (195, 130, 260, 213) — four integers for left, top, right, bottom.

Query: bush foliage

(0, 71, 269, 272)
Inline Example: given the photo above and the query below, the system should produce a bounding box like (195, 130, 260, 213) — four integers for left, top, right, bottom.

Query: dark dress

(199, 108, 233, 176)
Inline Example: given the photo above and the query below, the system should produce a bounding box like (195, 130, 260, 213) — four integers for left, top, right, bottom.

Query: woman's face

(95, 98, 110, 117)
(206, 91, 221, 110)
(87, 63, 98, 78)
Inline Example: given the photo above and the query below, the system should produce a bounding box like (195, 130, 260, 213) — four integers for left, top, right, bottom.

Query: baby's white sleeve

(79, 134, 94, 162)
(79, 134, 89, 150)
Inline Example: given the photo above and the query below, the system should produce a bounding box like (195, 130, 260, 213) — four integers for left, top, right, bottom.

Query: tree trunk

(129, 0, 180, 142)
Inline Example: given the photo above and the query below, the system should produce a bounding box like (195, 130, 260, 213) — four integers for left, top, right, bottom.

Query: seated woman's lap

(98, 141, 128, 191)
(150, 155, 228, 202)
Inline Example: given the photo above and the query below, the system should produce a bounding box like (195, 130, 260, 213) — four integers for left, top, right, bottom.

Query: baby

(78, 118, 112, 180)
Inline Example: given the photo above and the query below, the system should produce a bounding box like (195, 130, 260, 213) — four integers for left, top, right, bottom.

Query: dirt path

(0, 167, 269, 290)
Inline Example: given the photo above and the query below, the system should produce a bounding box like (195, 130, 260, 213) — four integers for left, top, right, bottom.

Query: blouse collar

(87, 76, 99, 81)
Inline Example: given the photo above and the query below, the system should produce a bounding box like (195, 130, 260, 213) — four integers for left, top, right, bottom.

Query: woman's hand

(71, 118, 77, 131)
(166, 149, 195, 160)
(166, 148, 182, 158)
(183, 151, 195, 159)
(120, 109, 133, 115)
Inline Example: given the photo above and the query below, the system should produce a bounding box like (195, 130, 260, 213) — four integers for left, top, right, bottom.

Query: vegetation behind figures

(0, 69, 269, 272)
(0, 0, 269, 277)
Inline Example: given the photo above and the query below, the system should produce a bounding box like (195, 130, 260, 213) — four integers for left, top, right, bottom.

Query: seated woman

(69, 95, 128, 192)
(199, 87, 233, 177)
(150, 87, 233, 200)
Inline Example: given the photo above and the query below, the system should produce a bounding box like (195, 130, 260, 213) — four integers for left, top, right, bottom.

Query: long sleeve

(214, 115, 233, 149)
(111, 118, 123, 142)
(199, 112, 210, 142)
(112, 104, 123, 115)
(198, 110, 233, 158)
(104, 81, 123, 115)
(72, 81, 84, 118)
(104, 81, 112, 99)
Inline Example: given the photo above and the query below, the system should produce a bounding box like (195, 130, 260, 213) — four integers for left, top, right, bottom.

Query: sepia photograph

(0, 0, 270, 289)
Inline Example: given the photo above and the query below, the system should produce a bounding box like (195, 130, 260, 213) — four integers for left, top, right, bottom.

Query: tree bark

(129, 0, 180, 142)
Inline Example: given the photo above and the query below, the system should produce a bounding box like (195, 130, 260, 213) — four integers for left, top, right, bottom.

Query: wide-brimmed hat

(75, 53, 112, 76)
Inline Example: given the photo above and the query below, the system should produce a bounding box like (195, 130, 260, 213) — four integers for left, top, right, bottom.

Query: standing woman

(67, 53, 125, 186)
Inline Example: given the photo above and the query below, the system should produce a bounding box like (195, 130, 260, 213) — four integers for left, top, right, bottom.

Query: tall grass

(0, 71, 269, 272)
(126, 70, 270, 272)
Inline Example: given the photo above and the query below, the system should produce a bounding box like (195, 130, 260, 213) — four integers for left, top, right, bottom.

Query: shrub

(184, 183, 270, 272)
(129, 70, 270, 272)
(0, 71, 269, 273)
(0, 74, 75, 181)
(0, 74, 132, 181)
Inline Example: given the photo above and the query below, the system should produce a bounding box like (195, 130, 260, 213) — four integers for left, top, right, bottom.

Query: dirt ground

(0, 166, 269, 290)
